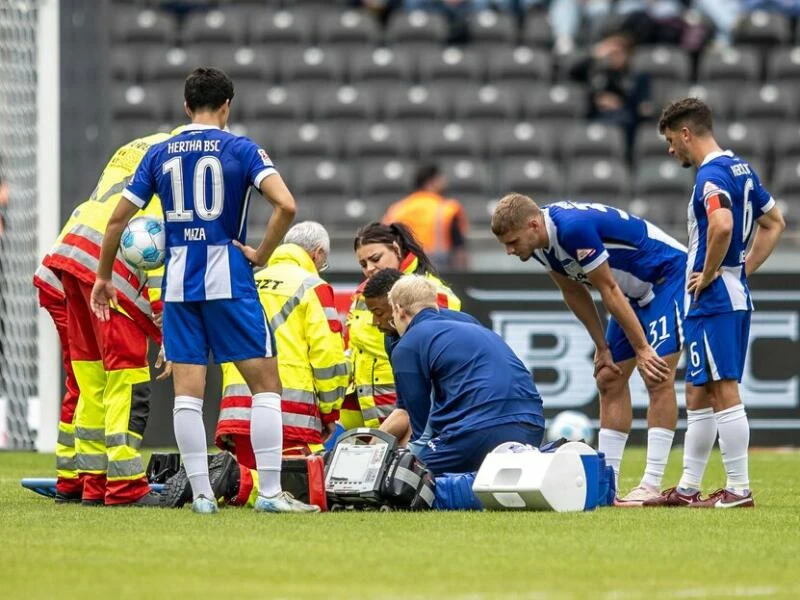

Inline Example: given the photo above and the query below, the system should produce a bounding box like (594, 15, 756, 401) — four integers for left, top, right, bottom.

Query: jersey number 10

(162, 155, 224, 222)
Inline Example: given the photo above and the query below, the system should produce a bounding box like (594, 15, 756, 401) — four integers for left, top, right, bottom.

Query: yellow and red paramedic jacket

(216, 243, 349, 447)
(342, 252, 461, 428)
(43, 133, 168, 341)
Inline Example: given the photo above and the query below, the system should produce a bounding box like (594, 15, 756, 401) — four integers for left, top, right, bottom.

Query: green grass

(1, 449, 799, 600)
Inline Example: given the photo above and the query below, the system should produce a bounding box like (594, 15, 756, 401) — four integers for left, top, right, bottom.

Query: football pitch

(2, 448, 798, 600)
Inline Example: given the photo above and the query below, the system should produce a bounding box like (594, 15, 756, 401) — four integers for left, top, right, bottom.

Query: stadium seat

(110, 45, 147, 82)
(774, 124, 800, 160)
(317, 9, 382, 53)
(349, 47, 417, 88)
(715, 122, 770, 169)
(311, 85, 380, 126)
(460, 196, 501, 226)
(278, 122, 341, 160)
(360, 158, 415, 205)
(111, 84, 166, 122)
(521, 84, 586, 129)
(733, 84, 798, 133)
(182, 9, 246, 46)
(278, 46, 346, 90)
(770, 159, 800, 225)
(142, 47, 206, 82)
(418, 46, 484, 86)
(452, 84, 520, 134)
(766, 46, 800, 83)
(291, 159, 355, 197)
(562, 122, 625, 161)
(205, 46, 277, 84)
(633, 158, 694, 200)
(626, 196, 682, 229)
(441, 158, 493, 196)
(487, 47, 552, 92)
(632, 46, 691, 85)
(655, 82, 736, 122)
(733, 10, 792, 49)
(498, 158, 564, 199)
(227, 123, 279, 150)
(417, 122, 483, 161)
(567, 158, 630, 206)
(321, 196, 386, 230)
(238, 84, 309, 123)
(249, 9, 314, 50)
(468, 9, 518, 49)
(698, 47, 761, 84)
(520, 14, 553, 49)
(488, 121, 557, 160)
(346, 123, 412, 160)
(385, 10, 449, 50)
(111, 8, 177, 46)
(384, 84, 450, 129)
(633, 125, 669, 162)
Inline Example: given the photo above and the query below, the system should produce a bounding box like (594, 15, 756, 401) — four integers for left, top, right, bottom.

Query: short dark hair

(414, 164, 441, 189)
(658, 97, 713, 135)
(363, 268, 403, 299)
(184, 67, 234, 112)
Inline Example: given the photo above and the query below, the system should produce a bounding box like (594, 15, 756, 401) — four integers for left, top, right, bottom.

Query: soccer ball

(546, 410, 594, 445)
(119, 216, 166, 270)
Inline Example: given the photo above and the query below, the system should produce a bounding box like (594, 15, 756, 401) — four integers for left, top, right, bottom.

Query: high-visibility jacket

(45, 133, 168, 341)
(383, 191, 468, 261)
(341, 252, 461, 429)
(216, 243, 349, 448)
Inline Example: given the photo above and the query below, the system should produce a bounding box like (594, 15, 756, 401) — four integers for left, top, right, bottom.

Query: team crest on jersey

(576, 248, 595, 261)
(258, 149, 271, 165)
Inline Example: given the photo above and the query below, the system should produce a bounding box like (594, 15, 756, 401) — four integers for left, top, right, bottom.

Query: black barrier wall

(142, 271, 800, 447)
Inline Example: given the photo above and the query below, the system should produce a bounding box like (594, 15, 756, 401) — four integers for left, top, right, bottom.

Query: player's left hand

(593, 346, 622, 378)
(155, 345, 172, 381)
(90, 277, 118, 322)
(687, 270, 720, 300)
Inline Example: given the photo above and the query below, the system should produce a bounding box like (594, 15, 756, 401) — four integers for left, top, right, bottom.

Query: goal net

(0, 0, 59, 450)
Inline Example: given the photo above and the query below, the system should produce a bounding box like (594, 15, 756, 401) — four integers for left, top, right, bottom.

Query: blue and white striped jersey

(687, 150, 775, 317)
(533, 202, 687, 306)
(124, 124, 276, 302)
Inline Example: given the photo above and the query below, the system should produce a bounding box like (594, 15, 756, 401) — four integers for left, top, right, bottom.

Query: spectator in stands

(383, 164, 470, 271)
(404, 0, 494, 43)
(569, 31, 652, 160)
(382, 275, 545, 476)
(350, 0, 403, 25)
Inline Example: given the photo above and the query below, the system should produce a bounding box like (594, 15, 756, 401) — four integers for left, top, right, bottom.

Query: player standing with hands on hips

(91, 67, 319, 514)
(644, 98, 785, 509)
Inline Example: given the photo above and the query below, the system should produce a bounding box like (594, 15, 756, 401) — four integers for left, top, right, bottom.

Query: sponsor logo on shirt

(576, 248, 595, 261)
(258, 149, 271, 166)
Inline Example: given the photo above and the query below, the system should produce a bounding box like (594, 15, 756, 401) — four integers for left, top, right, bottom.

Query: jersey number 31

(162, 155, 223, 222)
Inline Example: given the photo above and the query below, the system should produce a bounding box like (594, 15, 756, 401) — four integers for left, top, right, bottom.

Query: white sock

(641, 427, 674, 489)
(715, 404, 750, 493)
(678, 408, 717, 492)
(251, 392, 283, 498)
(598, 428, 628, 490)
(173, 396, 214, 500)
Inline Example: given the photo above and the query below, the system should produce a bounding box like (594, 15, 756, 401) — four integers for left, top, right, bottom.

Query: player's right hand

(635, 346, 670, 385)
(155, 345, 172, 381)
(593, 347, 622, 378)
(90, 277, 118, 322)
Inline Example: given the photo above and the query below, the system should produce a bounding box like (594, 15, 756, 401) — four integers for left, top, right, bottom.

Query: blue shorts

(416, 422, 544, 476)
(163, 296, 276, 365)
(606, 275, 684, 363)
(684, 311, 751, 386)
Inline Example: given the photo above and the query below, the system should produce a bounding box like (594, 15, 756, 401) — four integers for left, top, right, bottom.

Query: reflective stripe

(108, 456, 145, 478)
(354, 299, 368, 311)
(394, 465, 421, 490)
(76, 453, 108, 471)
(105, 433, 143, 450)
(52, 240, 151, 317)
(90, 175, 131, 205)
(75, 426, 105, 442)
(148, 275, 163, 289)
(57, 429, 75, 447)
(362, 403, 395, 423)
(269, 276, 321, 331)
(312, 363, 348, 380)
(35, 263, 64, 295)
(283, 388, 316, 406)
(56, 456, 77, 471)
(356, 385, 396, 398)
(323, 307, 340, 321)
(223, 384, 251, 397)
(283, 413, 322, 431)
(219, 407, 251, 421)
(419, 483, 435, 506)
(317, 387, 346, 405)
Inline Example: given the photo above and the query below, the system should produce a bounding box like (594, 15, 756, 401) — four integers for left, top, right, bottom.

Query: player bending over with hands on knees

(643, 97, 785, 509)
(380, 275, 545, 476)
(492, 194, 685, 505)
(91, 67, 318, 514)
